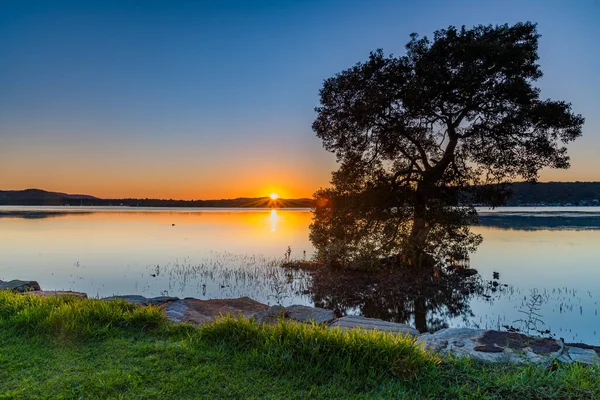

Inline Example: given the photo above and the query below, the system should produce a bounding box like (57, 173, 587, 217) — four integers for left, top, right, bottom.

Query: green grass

(0, 291, 598, 399)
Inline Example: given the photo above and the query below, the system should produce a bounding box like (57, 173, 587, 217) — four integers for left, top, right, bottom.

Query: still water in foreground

(0, 206, 599, 345)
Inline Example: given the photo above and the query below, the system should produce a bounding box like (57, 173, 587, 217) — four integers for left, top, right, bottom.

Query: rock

(329, 315, 419, 336)
(417, 328, 480, 353)
(26, 290, 87, 299)
(165, 300, 200, 324)
(102, 295, 179, 306)
(423, 339, 449, 352)
(253, 305, 287, 324)
(147, 296, 179, 305)
(566, 346, 600, 365)
(566, 342, 600, 358)
(478, 330, 561, 355)
(0, 280, 41, 292)
(474, 344, 504, 353)
(165, 297, 269, 325)
(417, 328, 565, 363)
(285, 305, 335, 324)
(102, 295, 150, 305)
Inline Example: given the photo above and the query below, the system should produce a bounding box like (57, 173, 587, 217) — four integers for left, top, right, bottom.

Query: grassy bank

(0, 292, 598, 399)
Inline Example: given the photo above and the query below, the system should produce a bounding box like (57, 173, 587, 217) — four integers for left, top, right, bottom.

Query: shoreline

(2, 278, 598, 366)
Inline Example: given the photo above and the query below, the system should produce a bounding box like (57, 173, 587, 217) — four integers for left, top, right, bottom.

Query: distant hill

(0, 189, 98, 206)
(1, 183, 599, 207)
(0, 189, 314, 208)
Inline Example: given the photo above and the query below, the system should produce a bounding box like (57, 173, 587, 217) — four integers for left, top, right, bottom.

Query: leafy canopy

(311, 22, 584, 269)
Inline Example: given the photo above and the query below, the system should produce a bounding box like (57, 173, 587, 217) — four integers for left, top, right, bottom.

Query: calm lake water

(1, 206, 599, 345)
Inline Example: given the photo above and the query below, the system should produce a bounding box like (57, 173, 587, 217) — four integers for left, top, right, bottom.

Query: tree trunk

(413, 296, 428, 333)
(408, 183, 431, 270)
(410, 213, 429, 250)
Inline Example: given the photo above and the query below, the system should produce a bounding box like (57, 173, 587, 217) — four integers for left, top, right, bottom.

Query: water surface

(1, 206, 598, 344)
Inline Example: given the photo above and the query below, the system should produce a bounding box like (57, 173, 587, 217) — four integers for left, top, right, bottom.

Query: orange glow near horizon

(0, 140, 337, 200)
(3, 146, 598, 200)
(0, 176, 319, 201)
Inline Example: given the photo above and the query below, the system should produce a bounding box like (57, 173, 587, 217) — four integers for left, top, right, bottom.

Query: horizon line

(4, 180, 600, 202)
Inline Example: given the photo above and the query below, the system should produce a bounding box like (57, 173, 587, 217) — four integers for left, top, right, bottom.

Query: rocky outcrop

(164, 297, 269, 325)
(330, 315, 419, 336)
(0, 280, 41, 292)
(417, 328, 599, 365)
(101, 295, 272, 325)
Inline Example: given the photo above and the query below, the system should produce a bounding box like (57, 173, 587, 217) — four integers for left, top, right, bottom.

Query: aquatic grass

(146, 252, 313, 304)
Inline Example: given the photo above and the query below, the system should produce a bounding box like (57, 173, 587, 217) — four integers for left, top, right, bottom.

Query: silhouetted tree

(311, 22, 584, 270)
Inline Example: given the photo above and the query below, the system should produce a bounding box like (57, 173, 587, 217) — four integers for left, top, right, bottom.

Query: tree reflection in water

(285, 263, 490, 333)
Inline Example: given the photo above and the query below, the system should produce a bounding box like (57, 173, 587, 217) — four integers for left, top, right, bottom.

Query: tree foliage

(311, 22, 584, 270)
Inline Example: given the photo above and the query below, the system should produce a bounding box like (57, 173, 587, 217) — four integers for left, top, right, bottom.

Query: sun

(269, 193, 279, 200)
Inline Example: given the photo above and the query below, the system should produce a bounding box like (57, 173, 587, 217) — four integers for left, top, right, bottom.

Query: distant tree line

(133, 182, 600, 207)
(504, 182, 600, 206)
(1, 183, 599, 208)
(0, 189, 313, 208)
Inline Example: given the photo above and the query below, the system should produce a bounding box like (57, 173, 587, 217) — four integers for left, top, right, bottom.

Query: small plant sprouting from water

(284, 246, 292, 263)
(267, 279, 290, 305)
(506, 291, 553, 337)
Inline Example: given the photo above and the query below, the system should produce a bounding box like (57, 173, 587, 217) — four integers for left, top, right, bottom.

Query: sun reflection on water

(270, 209, 278, 232)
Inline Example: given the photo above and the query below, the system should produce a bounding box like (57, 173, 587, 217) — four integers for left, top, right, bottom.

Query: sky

(1, 0, 599, 200)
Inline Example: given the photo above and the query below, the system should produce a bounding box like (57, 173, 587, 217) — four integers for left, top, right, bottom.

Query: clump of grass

(0, 291, 166, 340)
(200, 316, 440, 384)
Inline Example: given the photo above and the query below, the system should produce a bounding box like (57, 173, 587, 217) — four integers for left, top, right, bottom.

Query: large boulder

(417, 328, 565, 363)
(0, 280, 41, 292)
(330, 315, 419, 336)
(165, 297, 269, 325)
(285, 305, 335, 324)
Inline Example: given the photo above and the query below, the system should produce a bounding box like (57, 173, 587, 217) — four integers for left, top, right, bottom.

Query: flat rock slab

(102, 295, 179, 306)
(165, 297, 269, 325)
(148, 296, 180, 305)
(566, 346, 600, 365)
(566, 343, 600, 358)
(285, 305, 335, 324)
(417, 328, 565, 363)
(330, 315, 419, 336)
(0, 280, 41, 292)
(478, 330, 561, 355)
(103, 295, 148, 304)
(26, 290, 87, 299)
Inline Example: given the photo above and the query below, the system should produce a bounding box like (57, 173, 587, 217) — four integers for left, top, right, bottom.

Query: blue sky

(1, 0, 598, 199)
